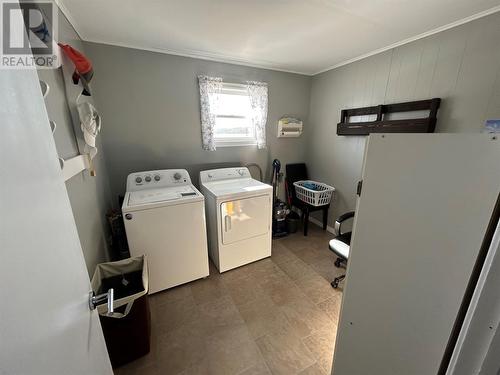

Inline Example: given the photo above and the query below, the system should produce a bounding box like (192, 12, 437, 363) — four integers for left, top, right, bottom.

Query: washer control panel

(200, 167, 251, 183)
(126, 169, 192, 191)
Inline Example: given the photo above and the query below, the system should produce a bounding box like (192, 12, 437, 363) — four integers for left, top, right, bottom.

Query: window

(198, 75, 267, 151)
(212, 83, 256, 147)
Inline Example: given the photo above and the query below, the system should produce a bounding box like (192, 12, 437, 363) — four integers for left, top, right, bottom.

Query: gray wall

(37, 4, 113, 274)
(83, 42, 311, 198)
(306, 12, 500, 225)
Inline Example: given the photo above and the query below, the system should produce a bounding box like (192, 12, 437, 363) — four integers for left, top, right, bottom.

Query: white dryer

(200, 167, 273, 272)
(122, 169, 209, 294)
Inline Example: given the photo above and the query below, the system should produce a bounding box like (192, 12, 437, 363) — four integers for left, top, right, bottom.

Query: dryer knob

(125, 213, 132, 220)
(135, 177, 142, 184)
(154, 175, 161, 182)
(145, 176, 152, 182)
(173, 172, 182, 180)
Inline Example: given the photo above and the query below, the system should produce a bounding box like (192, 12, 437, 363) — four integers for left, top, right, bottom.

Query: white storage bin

(293, 180, 335, 207)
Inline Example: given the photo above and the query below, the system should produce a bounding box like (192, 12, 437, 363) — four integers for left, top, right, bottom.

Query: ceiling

(58, 0, 500, 75)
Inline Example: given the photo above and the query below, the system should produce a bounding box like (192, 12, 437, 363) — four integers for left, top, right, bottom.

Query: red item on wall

(58, 43, 94, 96)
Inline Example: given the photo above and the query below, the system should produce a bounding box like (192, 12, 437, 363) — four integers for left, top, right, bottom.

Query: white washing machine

(200, 167, 273, 272)
(122, 169, 209, 294)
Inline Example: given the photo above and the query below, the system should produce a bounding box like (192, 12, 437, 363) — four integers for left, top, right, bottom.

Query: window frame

(213, 82, 257, 148)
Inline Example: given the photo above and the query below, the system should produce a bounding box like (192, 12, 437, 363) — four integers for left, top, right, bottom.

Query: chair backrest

(285, 163, 308, 205)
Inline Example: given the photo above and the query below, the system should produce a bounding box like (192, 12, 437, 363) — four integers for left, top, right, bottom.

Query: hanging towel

(58, 43, 94, 96)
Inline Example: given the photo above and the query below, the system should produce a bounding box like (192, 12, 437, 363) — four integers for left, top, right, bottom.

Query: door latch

(356, 180, 363, 196)
(89, 288, 114, 316)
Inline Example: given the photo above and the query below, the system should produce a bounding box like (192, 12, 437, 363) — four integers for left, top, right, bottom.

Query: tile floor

(115, 225, 344, 375)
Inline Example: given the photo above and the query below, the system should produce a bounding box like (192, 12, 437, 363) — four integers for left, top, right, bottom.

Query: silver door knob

(89, 288, 114, 316)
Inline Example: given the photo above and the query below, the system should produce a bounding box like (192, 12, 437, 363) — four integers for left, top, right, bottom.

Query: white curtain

(246, 81, 268, 149)
(198, 75, 222, 151)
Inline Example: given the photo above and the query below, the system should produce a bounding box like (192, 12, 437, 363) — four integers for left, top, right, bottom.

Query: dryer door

(220, 194, 271, 245)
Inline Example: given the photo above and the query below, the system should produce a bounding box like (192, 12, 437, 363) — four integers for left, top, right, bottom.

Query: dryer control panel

(126, 169, 192, 191)
(199, 167, 251, 183)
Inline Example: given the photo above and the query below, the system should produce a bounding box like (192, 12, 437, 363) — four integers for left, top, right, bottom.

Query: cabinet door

(221, 195, 271, 245)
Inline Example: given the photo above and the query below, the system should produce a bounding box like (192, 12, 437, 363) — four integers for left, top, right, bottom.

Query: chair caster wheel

(334, 259, 342, 268)
(331, 279, 339, 289)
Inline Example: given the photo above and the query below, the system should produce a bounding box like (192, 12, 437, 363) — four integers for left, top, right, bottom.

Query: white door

(220, 195, 271, 245)
(333, 134, 500, 375)
(0, 69, 112, 372)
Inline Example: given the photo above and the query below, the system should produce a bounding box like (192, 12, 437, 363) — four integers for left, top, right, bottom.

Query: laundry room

(3, 1, 500, 375)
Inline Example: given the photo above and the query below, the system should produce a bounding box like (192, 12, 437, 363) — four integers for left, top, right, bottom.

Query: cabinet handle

(224, 215, 232, 231)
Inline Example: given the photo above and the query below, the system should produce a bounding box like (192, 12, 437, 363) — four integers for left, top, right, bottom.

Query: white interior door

(333, 134, 500, 375)
(220, 195, 271, 245)
(0, 69, 112, 372)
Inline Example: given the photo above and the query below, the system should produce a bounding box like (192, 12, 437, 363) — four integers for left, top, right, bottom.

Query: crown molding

(81, 38, 313, 75)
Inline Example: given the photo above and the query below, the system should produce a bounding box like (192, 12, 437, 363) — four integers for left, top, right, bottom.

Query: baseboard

(308, 216, 336, 234)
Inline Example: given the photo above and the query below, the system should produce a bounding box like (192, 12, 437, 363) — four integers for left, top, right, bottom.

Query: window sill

(215, 138, 258, 148)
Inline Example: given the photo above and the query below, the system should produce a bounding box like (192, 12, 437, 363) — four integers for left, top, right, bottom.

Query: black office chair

(285, 163, 330, 236)
(328, 211, 355, 288)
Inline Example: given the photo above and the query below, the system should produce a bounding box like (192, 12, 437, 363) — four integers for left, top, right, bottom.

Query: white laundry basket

(293, 180, 335, 207)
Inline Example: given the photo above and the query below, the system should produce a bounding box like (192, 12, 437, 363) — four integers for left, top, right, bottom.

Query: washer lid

(127, 185, 198, 206)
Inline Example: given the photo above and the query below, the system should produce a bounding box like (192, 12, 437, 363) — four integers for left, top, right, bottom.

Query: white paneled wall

(307, 12, 500, 224)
